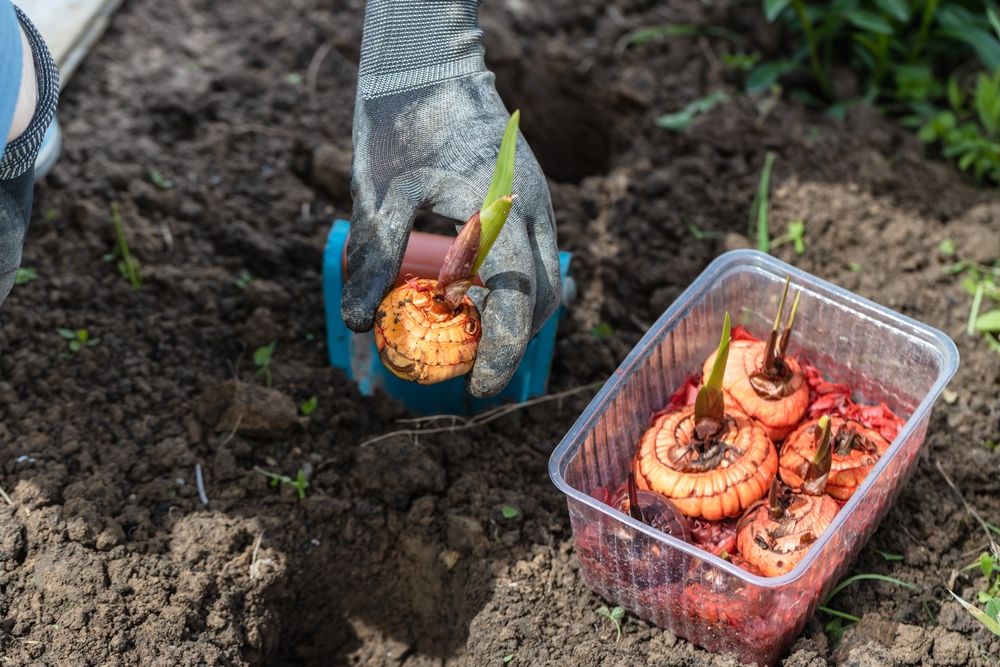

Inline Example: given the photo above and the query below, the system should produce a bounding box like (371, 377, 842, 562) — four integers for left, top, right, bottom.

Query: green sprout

(950, 548, 1000, 640)
(874, 549, 904, 562)
(591, 323, 613, 341)
(770, 219, 806, 255)
(235, 270, 253, 290)
(14, 268, 37, 285)
(596, 605, 626, 642)
(59, 328, 100, 356)
(944, 255, 1000, 355)
(107, 203, 142, 292)
(149, 168, 173, 189)
(501, 505, 519, 519)
(254, 466, 310, 499)
(820, 573, 935, 648)
(749, 152, 776, 252)
(300, 396, 318, 416)
(253, 341, 276, 388)
(683, 219, 724, 240)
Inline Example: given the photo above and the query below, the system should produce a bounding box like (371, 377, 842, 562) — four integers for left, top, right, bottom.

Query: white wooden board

(16, 0, 123, 89)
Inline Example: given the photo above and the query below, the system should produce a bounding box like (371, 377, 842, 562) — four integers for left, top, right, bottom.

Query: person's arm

(342, 0, 561, 399)
(0, 2, 59, 306)
(6, 23, 37, 143)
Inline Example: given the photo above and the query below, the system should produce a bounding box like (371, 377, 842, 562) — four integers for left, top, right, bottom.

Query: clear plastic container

(548, 250, 959, 666)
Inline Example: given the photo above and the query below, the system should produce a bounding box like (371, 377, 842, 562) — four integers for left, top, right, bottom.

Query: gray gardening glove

(342, 0, 562, 399)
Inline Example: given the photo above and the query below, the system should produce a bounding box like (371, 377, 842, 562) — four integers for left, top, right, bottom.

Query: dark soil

(1, 0, 998, 665)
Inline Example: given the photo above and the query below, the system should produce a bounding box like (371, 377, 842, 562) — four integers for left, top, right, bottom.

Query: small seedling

(285, 73, 302, 85)
(847, 262, 863, 273)
(596, 605, 625, 642)
(253, 341, 276, 388)
(501, 505, 519, 519)
(254, 466, 310, 499)
(820, 573, 934, 647)
(107, 203, 142, 292)
(235, 270, 253, 290)
(44, 208, 56, 223)
(59, 328, 99, 356)
(300, 396, 318, 416)
(770, 219, 806, 255)
(14, 267, 37, 285)
(683, 219, 724, 240)
(944, 254, 1000, 356)
(591, 323, 614, 341)
(874, 549, 904, 562)
(149, 168, 173, 189)
(656, 90, 729, 132)
(503, 655, 514, 664)
(748, 152, 776, 252)
(940, 238, 956, 257)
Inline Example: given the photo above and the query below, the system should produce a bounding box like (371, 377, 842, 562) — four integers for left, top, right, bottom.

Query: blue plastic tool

(323, 219, 574, 416)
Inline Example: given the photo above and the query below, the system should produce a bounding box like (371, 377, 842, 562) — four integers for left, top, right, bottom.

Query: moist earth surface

(0, 0, 998, 665)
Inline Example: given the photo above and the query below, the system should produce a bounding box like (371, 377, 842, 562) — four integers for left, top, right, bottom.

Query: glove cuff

(357, 0, 486, 100)
(0, 5, 59, 181)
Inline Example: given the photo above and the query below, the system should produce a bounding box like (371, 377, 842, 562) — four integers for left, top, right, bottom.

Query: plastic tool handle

(341, 229, 487, 289)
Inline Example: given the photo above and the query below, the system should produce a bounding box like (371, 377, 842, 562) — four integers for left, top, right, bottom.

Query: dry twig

(359, 380, 607, 448)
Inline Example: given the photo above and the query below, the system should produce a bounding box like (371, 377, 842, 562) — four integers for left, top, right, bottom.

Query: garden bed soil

(0, 0, 998, 665)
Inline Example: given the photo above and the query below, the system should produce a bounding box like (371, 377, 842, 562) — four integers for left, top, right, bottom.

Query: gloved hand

(342, 0, 562, 399)
(0, 3, 59, 305)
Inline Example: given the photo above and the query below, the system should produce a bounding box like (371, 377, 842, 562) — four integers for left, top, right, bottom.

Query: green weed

(591, 323, 614, 341)
(106, 204, 142, 292)
(656, 90, 730, 132)
(253, 341, 276, 388)
(596, 605, 626, 643)
(820, 573, 935, 647)
(753, 0, 1000, 109)
(235, 270, 253, 290)
(149, 168, 173, 189)
(254, 466, 310, 499)
(501, 505, 519, 519)
(940, 251, 1000, 354)
(299, 396, 318, 416)
(749, 152, 776, 252)
(771, 219, 807, 255)
(59, 328, 99, 358)
(952, 545, 1000, 638)
(14, 267, 37, 285)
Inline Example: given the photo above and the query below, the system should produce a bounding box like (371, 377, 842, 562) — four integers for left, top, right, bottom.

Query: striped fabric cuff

(0, 4, 59, 180)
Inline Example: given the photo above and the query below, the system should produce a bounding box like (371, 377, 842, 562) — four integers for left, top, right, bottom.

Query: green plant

(235, 270, 254, 290)
(105, 204, 142, 292)
(254, 466, 310, 499)
(951, 545, 1000, 638)
(874, 549, 905, 561)
(753, 0, 1000, 109)
(749, 152, 776, 252)
(656, 90, 730, 131)
(771, 219, 807, 254)
(14, 267, 37, 285)
(300, 396, 318, 416)
(820, 573, 935, 647)
(149, 168, 173, 189)
(59, 328, 99, 356)
(253, 341, 277, 388)
(913, 58, 1000, 185)
(683, 220, 724, 240)
(596, 606, 626, 642)
(591, 322, 614, 340)
(940, 250, 1000, 354)
(501, 505, 519, 519)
